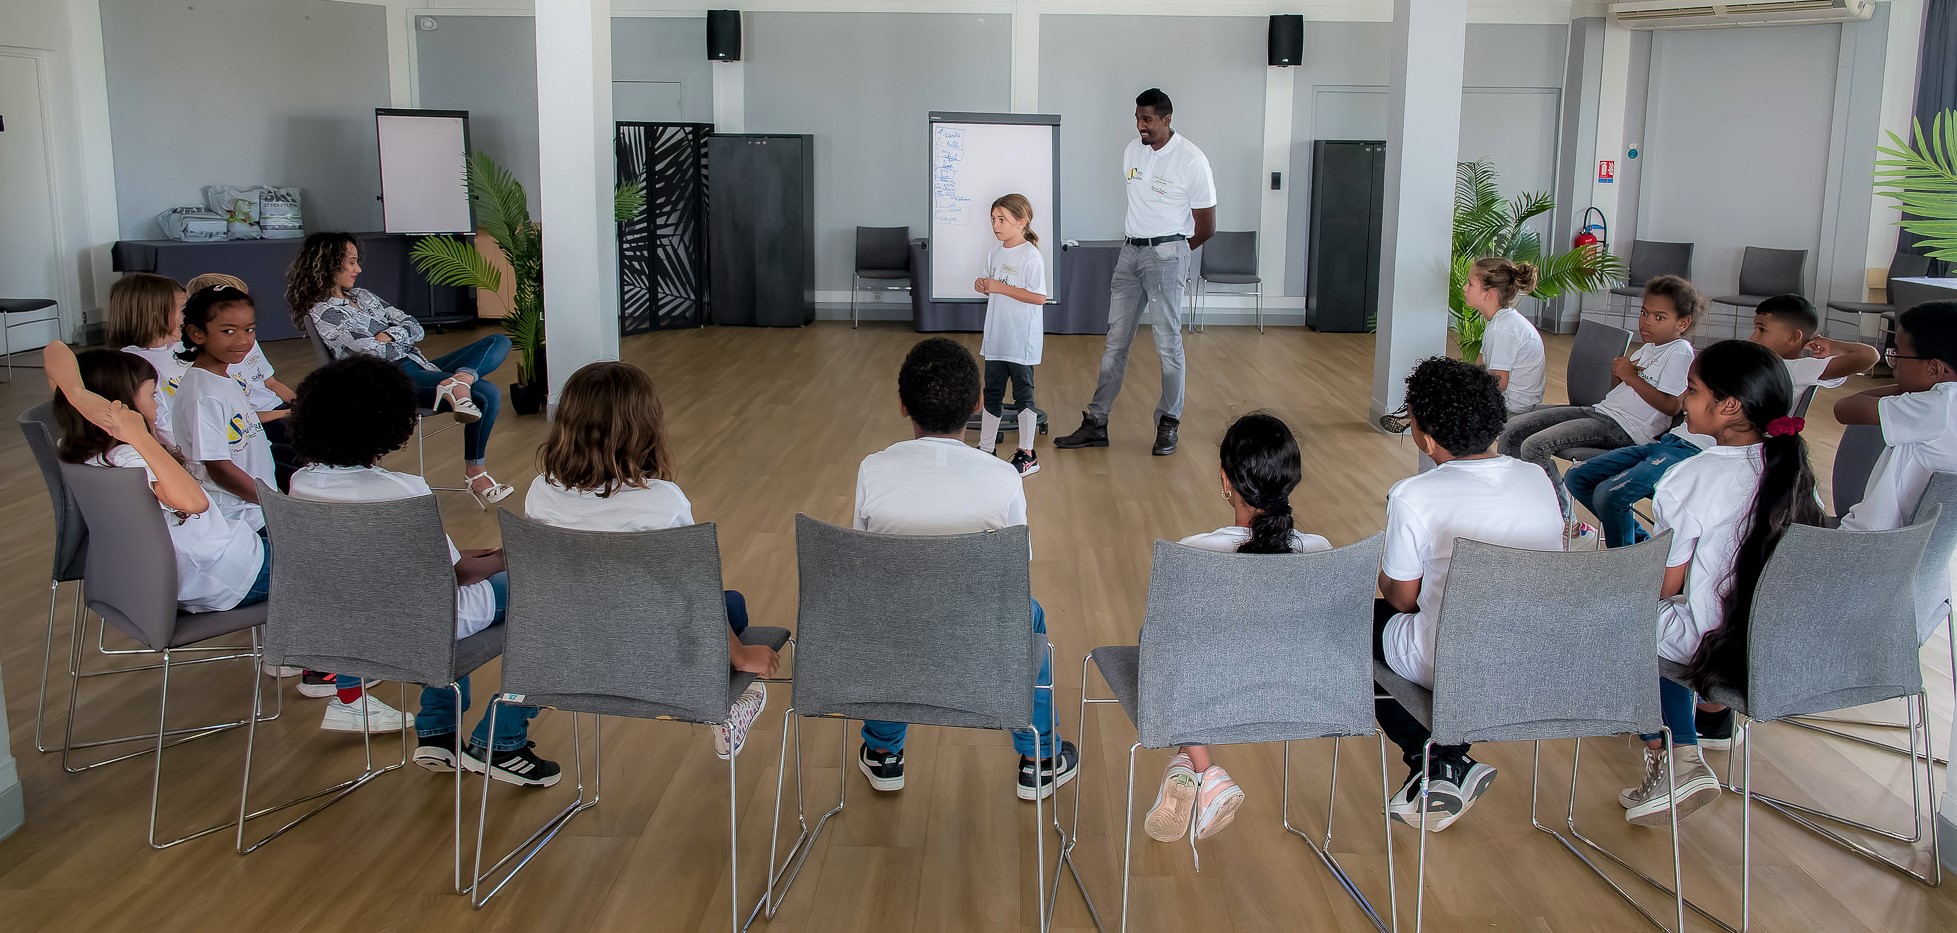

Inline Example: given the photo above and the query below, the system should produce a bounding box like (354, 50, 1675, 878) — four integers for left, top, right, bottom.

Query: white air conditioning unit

(1609, 0, 1874, 29)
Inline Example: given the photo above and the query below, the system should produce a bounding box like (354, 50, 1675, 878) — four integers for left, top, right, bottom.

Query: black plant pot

(509, 380, 547, 416)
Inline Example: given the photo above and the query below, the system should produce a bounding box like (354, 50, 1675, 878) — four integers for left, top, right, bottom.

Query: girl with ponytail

(1142, 412, 1332, 844)
(1619, 339, 1820, 827)
(975, 193, 1048, 476)
(1467, 257, 1547, 413)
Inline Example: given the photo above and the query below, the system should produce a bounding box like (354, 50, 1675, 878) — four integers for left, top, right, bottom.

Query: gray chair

(1825, 252, 1934, 322)
(851, 226, 912, 329)
(1608, 240, 1696, 299)
(243, 486, 491, 885)
(1, 296, 59, 381)
(1371, 535, 1683, 933)
(1707, 247, 1807, 342)
(58, 461, 268, 849)
(1071, 535, 1393, 933)
(1192, 231, 1261, 333)
(1830, 423, 1886, 518)
(1647, 518, 1941, 930)
(1553, 322, 1637, 463)
(754, 516, 1057, 931)
(471, 514, 792, 918)
(300, 316, 469, 500)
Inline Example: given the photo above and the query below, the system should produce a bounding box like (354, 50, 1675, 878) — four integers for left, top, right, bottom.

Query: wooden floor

(0, 322, 1952, 932)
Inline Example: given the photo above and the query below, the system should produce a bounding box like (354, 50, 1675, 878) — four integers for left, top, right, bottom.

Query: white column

(385, 1, 413, 107)
(1868, 0, 1925, 274)
(1258, 66, 1293, 311)
(1370, 0, 1468, 419)
(1011, 0, 1039, 112)
(65, 0, 121, 327)
(712, 60, 745, 133)
(1583, 19, 1632, 317)
(536, 0, 619, 402)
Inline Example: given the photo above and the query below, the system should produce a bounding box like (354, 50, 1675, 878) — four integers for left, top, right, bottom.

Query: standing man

(1055, 87, 1216, 456)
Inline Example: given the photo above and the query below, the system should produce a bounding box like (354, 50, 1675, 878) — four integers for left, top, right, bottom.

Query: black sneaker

(1151, 416, 1179, 456)
(1377, 410, 1412, 434)
(858, 743, 905, 792)
(1053, 412, 1108, 449)
(298, 669, 337, 699)
(462, 741, 562, 787)
(1696, 707, 1735, 751)
(1010, 449, 1040, 477)
(1017, 740, 1080, 800)
(413, 731, 461, 773)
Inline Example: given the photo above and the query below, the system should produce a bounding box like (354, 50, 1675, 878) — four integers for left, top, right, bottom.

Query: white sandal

(466, 471, 514, 507)
(435, 379, 483, 423)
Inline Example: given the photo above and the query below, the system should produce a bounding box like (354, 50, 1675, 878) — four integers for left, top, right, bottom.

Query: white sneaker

(261, 663, 302, 678)
(320, 694, 408, 733)
(715, 683, 767, 759)
(1621, 745, 1721, 825)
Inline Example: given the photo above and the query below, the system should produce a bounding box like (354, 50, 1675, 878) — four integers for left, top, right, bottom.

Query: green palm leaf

(615, 180, 647, 223)
(408, 236, 503, 294)
(465, 150, 531, 245)
(1874, 112, 1957, 262)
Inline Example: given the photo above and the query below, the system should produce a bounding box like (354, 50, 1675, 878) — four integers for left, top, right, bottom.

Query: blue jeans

(1566, 434, 1704, 548)
(862, 599, 1057, 760)
(398, 334, 510, 465)
(415, 572, 538, 753)
(1640, 678, 1700, 746)
(234, 536, 274, 608)
(1089, 242, 1188, 423)
(723, 589, 748, 636)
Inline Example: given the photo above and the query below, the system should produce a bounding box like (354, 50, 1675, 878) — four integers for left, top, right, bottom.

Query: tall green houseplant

(409, 151, 646, 394)
(1874, 111, 1957, 263)
(1450, 159, 1627, 361)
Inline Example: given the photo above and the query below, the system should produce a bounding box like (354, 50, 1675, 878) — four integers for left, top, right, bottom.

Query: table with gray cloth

(111, 233, 477, 343)
(909, 238, 1119, 335)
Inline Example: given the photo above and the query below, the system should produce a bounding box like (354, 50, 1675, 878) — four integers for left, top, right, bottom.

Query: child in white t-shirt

(1620, 339, 1823, 826)
(1377, 356, 1564, 833)
(523, 360, 778, 758)
(186, 274, 297, 418)
(975, 193, 1049, 477)
(1141, 412, 1331, 845)
(1466, 257, 1546, 413)
(853, 338, 1074, 802)
(170, 286, 277, 530)
(1498, 275, 1702, 531)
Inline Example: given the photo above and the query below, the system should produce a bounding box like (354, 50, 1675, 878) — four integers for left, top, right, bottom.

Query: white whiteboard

(929, 114, 1060, 301)
(376, 110, 474, 234)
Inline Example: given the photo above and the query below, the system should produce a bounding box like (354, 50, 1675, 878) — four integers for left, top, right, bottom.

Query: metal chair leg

(149, 647, 272, 848)
(472, 706, 602, 906)
(745, 714, 846, 930)
(32, 578, 78, 752)
(1537, 734, 1704, 932)
(61, 617, 270, 773)
(1119, 741, 1141, 933)
(1280, 736, 1398, 932)
(851, 277, 860, 329)
(1050, 652, 1104, 933)
(1255, 288, 1264, 334)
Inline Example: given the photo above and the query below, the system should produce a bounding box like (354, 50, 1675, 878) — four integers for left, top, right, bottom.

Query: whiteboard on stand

(928, 113, 1060, 302)
(376, 109, 475, 235)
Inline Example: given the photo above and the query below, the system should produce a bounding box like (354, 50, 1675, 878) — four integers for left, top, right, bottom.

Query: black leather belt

(1124, 234, 1187, 247)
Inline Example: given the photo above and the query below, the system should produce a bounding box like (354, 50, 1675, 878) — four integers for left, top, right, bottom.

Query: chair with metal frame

(851, 226, 912, 329)
(240, 486, 497, 883)
(57, 461, 270, 848)
(1069, 534, 1393, 933)
(301, 317, 470, 500)
(0, 297, 60, 381)
(1190, 231, 1262, 333)
(1371, 534, 1683, 933)
(470, 514, 791, 916)
(750, 516, 1058, 932)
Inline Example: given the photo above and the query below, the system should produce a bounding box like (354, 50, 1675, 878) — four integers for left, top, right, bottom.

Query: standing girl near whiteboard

(975, 193, 1048, 477)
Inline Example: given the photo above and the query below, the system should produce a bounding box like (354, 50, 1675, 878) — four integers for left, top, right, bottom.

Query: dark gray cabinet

(1305, 140, 1386, 334)
(708, 134, 815, 326)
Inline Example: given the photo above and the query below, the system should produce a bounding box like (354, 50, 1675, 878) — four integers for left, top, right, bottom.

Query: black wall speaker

(707, 10, 741, 62)
(1268, 14, 1303, 67)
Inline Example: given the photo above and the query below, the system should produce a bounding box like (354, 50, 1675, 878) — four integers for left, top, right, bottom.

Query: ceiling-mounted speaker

(1268, 14, 1303, 67)
(708, 10, 741, 62)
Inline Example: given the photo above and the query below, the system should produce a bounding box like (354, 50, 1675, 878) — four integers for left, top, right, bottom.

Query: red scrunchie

(1766, 416, 1805, 438)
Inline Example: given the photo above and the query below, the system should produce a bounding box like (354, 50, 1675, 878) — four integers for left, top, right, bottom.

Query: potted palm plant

(1448, 159, 1626, 361)
(410, 151, 646, 414)
(1875, 111, 1957, 263)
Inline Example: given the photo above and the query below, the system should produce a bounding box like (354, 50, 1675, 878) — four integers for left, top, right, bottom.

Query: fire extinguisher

(1574, 207, 1607, 252)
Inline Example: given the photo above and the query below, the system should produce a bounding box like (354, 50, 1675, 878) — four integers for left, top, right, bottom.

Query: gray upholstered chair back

(1428, 534, 1673, 746)
(854, 226, 913, 276)
(20, 400, 86, 582)
(257, 485, 463, 685)
(1791, 384, 1818, 419)
(1567, 321, 1633, 407)
(496, 512, 736, 724)
(1743, 516, 1936, 721)
(1736, 246, 1806, 298)
(1198, 231, 1258, 280)
(300, 317, 335, 367)
(57, 462, 185, 648)
(1830, 423, 1885, 517)
(1134, 534, 1383, 749)
(1627, 240, 1694, 285)
(1909, 474, 1957, 643)
(791, 514, 1036, 731)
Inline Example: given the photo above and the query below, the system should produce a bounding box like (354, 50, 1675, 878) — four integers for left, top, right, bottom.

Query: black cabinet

(708, 134, 815, 327)
(1305, 140, 1386, 334)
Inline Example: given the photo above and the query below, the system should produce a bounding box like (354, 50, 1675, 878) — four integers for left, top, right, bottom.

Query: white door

(0, 52, 63, 350)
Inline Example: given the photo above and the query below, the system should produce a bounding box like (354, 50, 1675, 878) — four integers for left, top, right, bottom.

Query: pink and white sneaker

(1193, 765, 1245, 840)
(715, 683, 767, 760)
(1144, 752, 1198, 842)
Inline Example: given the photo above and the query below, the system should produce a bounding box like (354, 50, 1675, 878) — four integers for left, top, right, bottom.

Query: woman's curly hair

(285, 232, 362, 330)
(291, 355, 419, 468)
(1404, 356, 1509, 457)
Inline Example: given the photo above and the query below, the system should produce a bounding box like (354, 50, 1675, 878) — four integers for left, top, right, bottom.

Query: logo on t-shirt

(225, 412, 260, 449)
(1126, 167, 1141, 181)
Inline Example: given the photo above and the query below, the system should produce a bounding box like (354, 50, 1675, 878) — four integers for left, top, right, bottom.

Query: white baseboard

(812, 291, 1311, 328)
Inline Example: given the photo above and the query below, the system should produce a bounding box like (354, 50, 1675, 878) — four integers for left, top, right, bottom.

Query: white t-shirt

(1841, 381, 1957, 637)
(123, 345, 192, 449)
(171, 365, 274, 531)
(1380, 456, 1565, 687)
(231, 342, 282, 411)
(1595, 339, 1696, 445)
(288, 464, 499, 638)
(1481, 307, 1546, 413)
(1177, 525, 1331, 555)
(854, 437, 1029, 548)
(1652, 444, 1764, 664)
(91, 445, 264, 613)
(1670, 355, 1846, 448)
(1122, 133, 1218, 239)
(524, 475, 694, 532)
(979, 241, 1047, 366)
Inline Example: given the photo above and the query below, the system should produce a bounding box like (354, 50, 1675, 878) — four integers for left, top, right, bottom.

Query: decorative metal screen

(616, 122, 711, 334)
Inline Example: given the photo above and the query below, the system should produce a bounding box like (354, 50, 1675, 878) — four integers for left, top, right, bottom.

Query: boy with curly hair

(1376, 356, 1564, 832)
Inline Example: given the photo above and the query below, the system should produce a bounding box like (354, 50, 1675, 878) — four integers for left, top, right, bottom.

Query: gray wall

(1039, 15, 1268, 242)
(745, 12, 1011, 292)
(101, 0, 389, 238)
(415, 15, 712, 217)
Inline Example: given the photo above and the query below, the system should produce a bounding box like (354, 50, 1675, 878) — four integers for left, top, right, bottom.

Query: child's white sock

(1016, 407, 1036, 454)
(980, 410, 1002, 453)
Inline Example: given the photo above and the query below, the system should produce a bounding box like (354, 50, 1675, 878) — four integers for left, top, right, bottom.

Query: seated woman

(285, 231, 514, 504)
